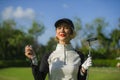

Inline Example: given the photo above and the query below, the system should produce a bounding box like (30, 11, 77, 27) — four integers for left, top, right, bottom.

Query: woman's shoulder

(74, 49, 85, 63)
(42, 52, 52, 59)
(41, 51, 56, 60)
(74, 49, 84, 56)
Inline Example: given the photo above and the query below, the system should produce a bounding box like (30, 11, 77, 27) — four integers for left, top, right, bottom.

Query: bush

(1, 59, 119, 68)
(93, 59, 120, 67)
(0, 60, 30, 68)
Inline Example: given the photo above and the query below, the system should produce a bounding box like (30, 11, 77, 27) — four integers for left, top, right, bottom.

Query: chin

(59, 38, 66, 41)
(57, 36, 69, 41)
(58, 37, 65, 40)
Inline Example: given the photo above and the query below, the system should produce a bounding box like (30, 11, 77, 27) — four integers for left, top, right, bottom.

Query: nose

(60, 27, 65, 32)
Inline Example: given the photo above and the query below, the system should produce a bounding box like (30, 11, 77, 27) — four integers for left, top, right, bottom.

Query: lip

(60, 33, 66, 37)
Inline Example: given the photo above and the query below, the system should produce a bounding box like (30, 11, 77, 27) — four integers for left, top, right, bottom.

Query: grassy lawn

(88, 67, 120, 80)
(0, 67, 34, 80)
(0, 67, 120, 80)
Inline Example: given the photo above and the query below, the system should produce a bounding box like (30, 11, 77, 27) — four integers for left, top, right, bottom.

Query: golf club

(86, 37, 98, 80)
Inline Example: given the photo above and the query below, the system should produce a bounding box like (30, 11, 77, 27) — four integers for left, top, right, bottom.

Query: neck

(59, 40, 70, 45)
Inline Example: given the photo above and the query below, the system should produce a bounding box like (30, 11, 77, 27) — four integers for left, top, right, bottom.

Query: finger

(25, 45, 29, 51)
(87, 63, 92, 66)
(25, 45, 32, 49)
(87, 57, 92, 61)
(25, 45, 30, 48)
(88, 57, 92, 59)
(25, 46, 32, 52)
(25, 50, 33, 55)
(29, 45, 32, 48)
(89, 62, 92, 66)
(25, 54, 32, 59)
(25, 48, 33, 53)
(87, 62, 92, 66)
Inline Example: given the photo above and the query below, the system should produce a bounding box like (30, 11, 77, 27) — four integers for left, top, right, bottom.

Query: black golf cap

(55, 18, 74, 30)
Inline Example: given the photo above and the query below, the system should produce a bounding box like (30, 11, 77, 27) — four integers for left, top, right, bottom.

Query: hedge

(0, 60, 30, 68)
(93, 59, 120, 67)
(0, 59, 120, 68)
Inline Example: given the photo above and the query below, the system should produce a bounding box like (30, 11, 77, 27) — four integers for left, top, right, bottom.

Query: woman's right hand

(25, 45, 35, 59)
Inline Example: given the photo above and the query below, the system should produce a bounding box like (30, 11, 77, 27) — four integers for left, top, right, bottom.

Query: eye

(65, 26, 69, 29)
(57, 26, 62, 30)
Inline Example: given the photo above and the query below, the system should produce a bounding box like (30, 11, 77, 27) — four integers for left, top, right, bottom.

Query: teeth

(60, 33, 65, 37)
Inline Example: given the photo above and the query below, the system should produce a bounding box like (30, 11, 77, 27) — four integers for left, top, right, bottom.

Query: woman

(25, 18, 92, 80)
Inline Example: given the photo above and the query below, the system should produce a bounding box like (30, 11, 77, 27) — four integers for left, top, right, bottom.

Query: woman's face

(56, 23, 72, 43)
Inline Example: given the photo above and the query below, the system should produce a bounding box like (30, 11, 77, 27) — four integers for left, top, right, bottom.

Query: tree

(28, 20, 45, 40)
(109, 18, 120, 58)
(73, 17, 82, 48)
(28, 20, 45, 60)
(45, 37, 57, 53)
(0, 19, 42, 60)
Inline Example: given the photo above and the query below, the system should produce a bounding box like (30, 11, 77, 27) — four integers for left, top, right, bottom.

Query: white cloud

(62, 3, 69, 8)
(25, 8, 35, 19)
(13, 7, 24, 18)
(2, 6, 35, 20)
(2, 6, 13, 19)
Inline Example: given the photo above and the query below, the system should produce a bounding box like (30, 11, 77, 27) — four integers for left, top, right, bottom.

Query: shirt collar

(55, 43, 74, 51)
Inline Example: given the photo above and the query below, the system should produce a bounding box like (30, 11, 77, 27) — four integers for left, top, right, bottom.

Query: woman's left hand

(82, 57, 92, 70)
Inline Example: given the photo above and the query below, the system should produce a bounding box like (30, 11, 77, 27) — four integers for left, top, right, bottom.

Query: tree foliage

(0, 17, 120, 62)
(74, 17, 120, 59)
(0, 19, 43, 60)
(29, 20, 45, 38)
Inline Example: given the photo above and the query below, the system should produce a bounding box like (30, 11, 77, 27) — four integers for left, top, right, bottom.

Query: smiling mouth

(60, 33, 66, 37)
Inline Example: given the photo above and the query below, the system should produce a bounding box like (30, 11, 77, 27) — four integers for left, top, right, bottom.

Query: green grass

(88, 67, 120, 80)
(0, 67, 120, 80)
(0, 67, 34, 80)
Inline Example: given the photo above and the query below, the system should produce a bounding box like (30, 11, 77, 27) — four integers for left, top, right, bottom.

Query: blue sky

(0, 0, 120, 45)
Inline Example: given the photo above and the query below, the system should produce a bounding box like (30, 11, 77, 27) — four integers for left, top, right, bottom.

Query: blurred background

(0, 0, 120, 80)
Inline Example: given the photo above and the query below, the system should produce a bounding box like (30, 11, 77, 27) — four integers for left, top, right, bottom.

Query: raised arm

(25, 45, 49, 80)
